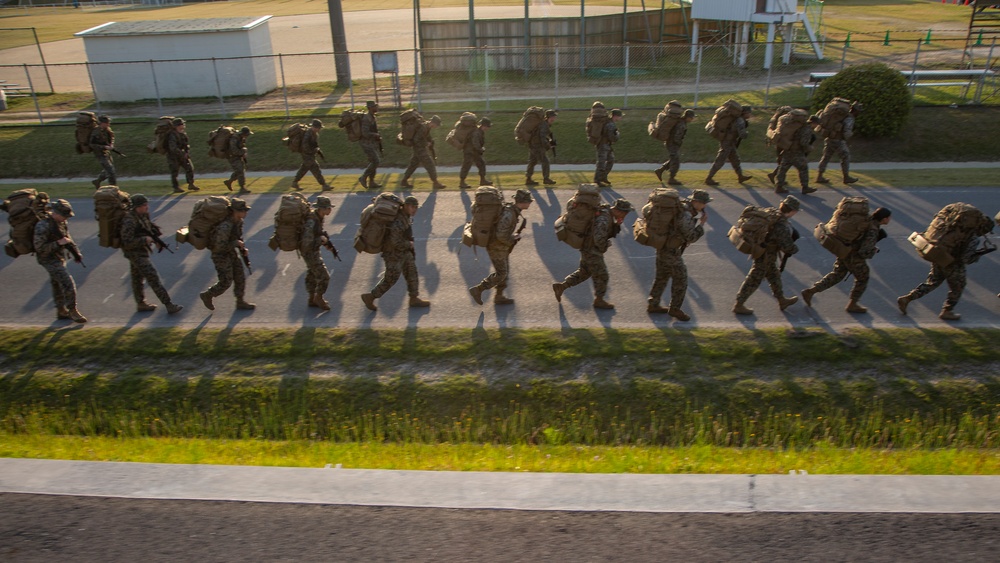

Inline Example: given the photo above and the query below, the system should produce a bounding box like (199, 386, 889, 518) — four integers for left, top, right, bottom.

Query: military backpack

(728, 205, 783, 259)
(148, 116, 176, 154)
(648, 101, 684, 142)
(93, 185, 130, 249)
(75, 112, 98, 154)
(908, 202, 994, 267)
(816, 97, 852, 138)
(767, 109, 810, 151)
(207, 126, 237, 159)
(176, 196, 232, 250)
(267, 192, 312, 252)
(554, 183, 602, 249)
(354, 193, 404, 254)
(514, 106, 545, 145)
(2, 188, 49, 258)
(462, 186, 504, 247)
(282, 123, 307, 153)
(633, 188, 683, 251)
(585, 103, 609, 145)
(396, 109, 424, 147)
(767, 106, 793, 139)
(338, 109, 366, 142)
(446, 112, 478, 150)
(814, 197, 870, 259)
(705, 99, 742, 140)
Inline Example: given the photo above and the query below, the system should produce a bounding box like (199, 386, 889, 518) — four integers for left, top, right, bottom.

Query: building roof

(75, 16, 271, 37)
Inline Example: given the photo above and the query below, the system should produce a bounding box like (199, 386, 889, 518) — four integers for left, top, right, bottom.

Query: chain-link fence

(1, 37, 997, 124)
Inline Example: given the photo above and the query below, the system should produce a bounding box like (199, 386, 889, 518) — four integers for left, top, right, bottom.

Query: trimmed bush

(813, 63, 912, 137)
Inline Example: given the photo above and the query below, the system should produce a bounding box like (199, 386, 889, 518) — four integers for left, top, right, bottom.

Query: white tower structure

(689, 0, 823, 69)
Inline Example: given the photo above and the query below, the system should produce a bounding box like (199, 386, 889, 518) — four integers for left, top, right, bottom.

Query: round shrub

(812, 62, 911, 137)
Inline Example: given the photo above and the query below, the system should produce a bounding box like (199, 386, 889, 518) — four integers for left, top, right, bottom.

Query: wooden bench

(805, 69, 996, 104)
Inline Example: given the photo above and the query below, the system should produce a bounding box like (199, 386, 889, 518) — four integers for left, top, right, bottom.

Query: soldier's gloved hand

(320, 235, 329, 245)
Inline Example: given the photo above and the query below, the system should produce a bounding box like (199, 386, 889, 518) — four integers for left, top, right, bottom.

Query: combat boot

(172, 186, 186, 194)
(458, 178, 473, 189)
(737, 172, 753, 183)
(320, 183, 334, 191)
(92, 179, 102, 189)
(166, 303, 183, 315)
(480, 177, 493, 186)
(733, 302, 754, 315)
(187, 183, 200, 191)
(542, 178, 557, 185)
(704, 175, 719, 186)
(199, 291, 215, 311)
(399, 177, 413, 188)
(368, 178, 382, 189)
(593, 296, 615, 310)
(939, 308, 961, 321)
(653, 167, 665, 182)
(137, 301, 157, 312)
(766, 171, 776, 184)
(409, 295, 430, 308)
(646, 301, 669, 314)
(668, 307, 691, 321)
(312, 294, 331, 312)
(236, 298, 256, 310)
(552, 282, 566, 302)
(357, 175, 368, 189)
(525, 177, 539, 186)
(896, 295, 912, 315)
(432, 181, 447, 190)
(290, 180, 301, 190)
(802, 185, 818, 195)
(493, 290, 514, 305)
(224, 179, 234, 191)
(815, 174, 830, 184)
(469, 285, 484, 305)
(361, 293, 377, 311)
(667, 176, 682, 186)
(774, 182, 789, 194)
(801, 287, 816, 307)
(846, 300, 868, 314)
(68, 308, 88, 323)
(56, 306, 71, 320)
(778, 295, 799, 311)
(843, 175, 859, 184)
(237, 187, 251, 195)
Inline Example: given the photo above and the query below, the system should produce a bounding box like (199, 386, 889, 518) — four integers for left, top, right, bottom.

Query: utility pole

(327, 0, 351, 86)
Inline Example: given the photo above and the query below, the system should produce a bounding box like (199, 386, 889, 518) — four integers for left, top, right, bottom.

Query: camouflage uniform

(89, 126, 117, 186)
(526, 118, 552, 182)
(459, 127, 488, 186)
(402, 122, 440, 183)
(649, 201, 704, 309)
(227, 132, 248, 190)
(817, 114, 854, 180)
(807, 220, 879, 301)
(294, 128, 328, 186)
(120, 209, 175, 307)
(562, 208, 616, 298)
(775, 123, 814, 191)
(360, 111, 381, 184)
(657, 119, 688, 181)
(735, 214, 798, 305)
(370, 211, 420, 298)
(300, 210, 330, 297)
(33, 216, 79, 312)
(478, 203, 524, 292)
(595, 120, 618, 184)
(166, 129, 195, 190)
(707, 116, 749, 180)
(902, 238, 979, 311)
(204, 215, 247, 300)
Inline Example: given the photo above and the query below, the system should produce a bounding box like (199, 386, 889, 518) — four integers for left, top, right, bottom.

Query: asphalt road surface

(1, 182, 997, 330)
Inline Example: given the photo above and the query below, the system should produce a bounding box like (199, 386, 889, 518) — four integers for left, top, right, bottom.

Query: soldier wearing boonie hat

(733, 195, 801, 315)
(400, 115, 446, 190)
(553, 194, 633, 310)
(359, 100, 383, 190)
(165, 116, 200, 194)
(120, 193, 183, 315)
(469, 188, 534, 306)
(200, 198, 256, 312)
(34, 199, 87, 323)
(459, 115, 494, 189)
(224, 126, 254, 195)
(291, 119, 332, 192)
(300, 195, 337, 311)
(362, 194, 431, 311)
(645, 188, 711, 321)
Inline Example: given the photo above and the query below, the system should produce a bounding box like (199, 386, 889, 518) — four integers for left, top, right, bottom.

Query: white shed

(75, 17, 277, 103)
(689, 0, 823, 68)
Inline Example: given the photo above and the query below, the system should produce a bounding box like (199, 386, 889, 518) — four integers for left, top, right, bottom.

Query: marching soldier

(733, 196, 800, 315)
(199, 198, 256, 311)
(359, 101, 382, 189)
(362, 196, 431, 310)
(647, 189, 711, 320)
(802, 207, 891, 313)
(301, 195, 335, 311)
(775, 115, 820, 195)
(525, 109, 557, 186)
(119, 194, 182, 314)
(34, 199, 87, 323)
(459, 117, 492, 189)
(469, 188, 533, 306)
(291, 119, 332, 191)
(165, 118, 199, 194)
(224, 126, 253, 195)
(89, 115, 117, 189)
(705, 105, 753, 186)
(654, 109, 696, 186)
(595, 109, 623, 187)
(400, 115, 446, 190)
(816, 102, 862, 185)
(553, 198, 634, 309)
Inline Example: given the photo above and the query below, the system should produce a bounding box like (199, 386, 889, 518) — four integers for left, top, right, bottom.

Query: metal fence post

(693, 45, 703, 108)
(910, 40, 922, 97)
(85, 61, 101, 113)
(211, 57, 226, 119)
(764, 54, 773, 108)
(23, 64, 43, 125)
(623, 44, 630, 108)
(149, 60, 163, 115)
(484, 46, 491, 113)
(278, 53, 290, 119)
(554, 44, 560, 110)
(31, 27, 53, 93)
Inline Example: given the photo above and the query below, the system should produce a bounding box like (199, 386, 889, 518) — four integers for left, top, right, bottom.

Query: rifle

(111, 148, 127, 158)
(316, 148, 326, 162)
(509, 217, 528, 252)
(49, 217, 85, 267)
(240, 244, 252, 275)
(377, 136, 384, 155)
(779, 227, 801, 273)
(138, 223, 174, 254)
(429, 140, 437, 161)
(548, 133, 557, 158)
(320, 230, 342, 261)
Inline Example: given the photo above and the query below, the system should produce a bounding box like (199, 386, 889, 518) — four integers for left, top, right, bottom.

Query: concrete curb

(2, 458, 998, 513)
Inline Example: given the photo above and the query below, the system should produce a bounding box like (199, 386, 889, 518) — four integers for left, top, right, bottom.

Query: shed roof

(75, 16, 271, 37)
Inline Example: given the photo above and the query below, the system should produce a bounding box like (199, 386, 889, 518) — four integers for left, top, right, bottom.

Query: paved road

(2, 168, 998, 330)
